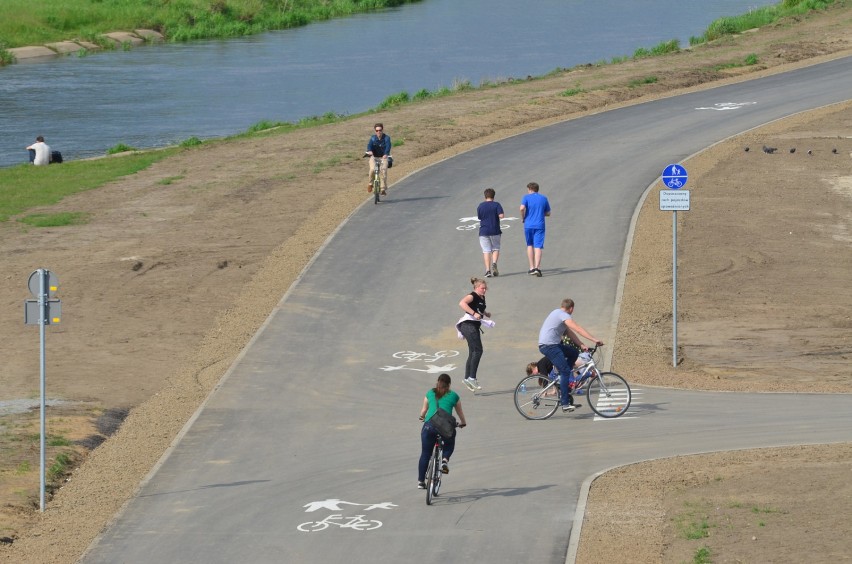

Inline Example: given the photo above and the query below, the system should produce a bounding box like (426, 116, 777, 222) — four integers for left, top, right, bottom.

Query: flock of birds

(744, 145, 841, 155)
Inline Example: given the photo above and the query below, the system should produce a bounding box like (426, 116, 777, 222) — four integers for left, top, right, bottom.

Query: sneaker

(562, 404, 576, 412)
(528, 269, 536, 275)
(534, 268, 542, 277)
(464, 377, 481, 391)
(417, 481, 426, 489)
(441, 459, 449, 474)
(491, 263, 498, 276)
(381, 190, 387, 196)
(484, 270, 492, 278)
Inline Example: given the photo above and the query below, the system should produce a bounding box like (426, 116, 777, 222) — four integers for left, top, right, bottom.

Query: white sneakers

(463, 377, 481, 391)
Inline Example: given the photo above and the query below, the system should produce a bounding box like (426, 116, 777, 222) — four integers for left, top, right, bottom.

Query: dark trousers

(539, 343, 579, 405)
(418, 421, 455, 481)
(458, 321, 483, 380)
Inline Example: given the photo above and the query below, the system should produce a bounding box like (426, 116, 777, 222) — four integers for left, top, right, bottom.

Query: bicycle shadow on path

(432, 484, 557, 505)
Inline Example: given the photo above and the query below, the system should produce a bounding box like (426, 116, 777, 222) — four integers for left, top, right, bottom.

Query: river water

(0, 0, 774, 168)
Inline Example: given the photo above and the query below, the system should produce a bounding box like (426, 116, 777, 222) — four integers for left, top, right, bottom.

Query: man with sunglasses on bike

(365, 123, 392, 196)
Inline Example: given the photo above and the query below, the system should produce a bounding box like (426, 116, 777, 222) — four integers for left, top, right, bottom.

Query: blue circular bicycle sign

(662, 164, 688, 189)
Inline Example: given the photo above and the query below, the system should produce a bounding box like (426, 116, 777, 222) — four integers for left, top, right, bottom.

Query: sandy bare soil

(1, 4, 850, 562)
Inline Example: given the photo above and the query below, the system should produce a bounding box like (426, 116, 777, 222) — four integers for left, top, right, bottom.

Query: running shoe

(491, 263, 498, 276)
(418, 481, 426, 489)
(484, 270, 492, 278)
(441, 459, 449, 474)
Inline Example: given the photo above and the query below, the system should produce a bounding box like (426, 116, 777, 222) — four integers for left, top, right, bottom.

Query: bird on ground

(832, 148, 838, 154)
(808, 150, 813, 155)
(762, 145, 777, 154)
(790, 148, 796, 153)
(744, 147, 750, 152)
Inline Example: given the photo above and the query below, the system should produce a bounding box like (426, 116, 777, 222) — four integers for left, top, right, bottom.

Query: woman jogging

(417, 373, 466, 489)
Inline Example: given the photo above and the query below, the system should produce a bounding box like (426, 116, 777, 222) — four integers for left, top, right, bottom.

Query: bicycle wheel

(514, 375, 560, 420)
(432, 459, 442, 498)
(425, 448, 436, 505)
(373, 176, 381, 204)
(586, 371, 631, 418)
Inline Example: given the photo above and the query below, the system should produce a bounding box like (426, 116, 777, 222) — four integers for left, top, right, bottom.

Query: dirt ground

(1, 4, 850, 562)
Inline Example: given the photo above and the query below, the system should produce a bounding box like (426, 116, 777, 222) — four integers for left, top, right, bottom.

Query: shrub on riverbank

(690, 0, 838, 44)
(0, 0, 421, 48)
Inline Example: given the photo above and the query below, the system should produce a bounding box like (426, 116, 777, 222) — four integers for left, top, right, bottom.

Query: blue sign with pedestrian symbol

(662, 164, 688, 189)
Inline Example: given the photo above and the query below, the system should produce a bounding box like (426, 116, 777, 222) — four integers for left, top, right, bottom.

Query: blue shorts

(524, 228, 546, 249)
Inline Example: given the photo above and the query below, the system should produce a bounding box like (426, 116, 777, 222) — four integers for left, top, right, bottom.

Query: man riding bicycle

(537, 298, 603, 412)
(365, 123, 392, 195)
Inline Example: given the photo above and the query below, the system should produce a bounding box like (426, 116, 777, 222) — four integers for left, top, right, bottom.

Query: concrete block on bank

(134, 29, 165, 42)
(7, 46, 57, 61)
(76, 41, 101, 51)
(104, 32, 145, 46)
(45, 41, 85, 55)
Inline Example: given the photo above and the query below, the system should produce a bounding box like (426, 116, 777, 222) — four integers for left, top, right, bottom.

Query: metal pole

(672, 212, 678, 367)
(39, 269, 47, 511)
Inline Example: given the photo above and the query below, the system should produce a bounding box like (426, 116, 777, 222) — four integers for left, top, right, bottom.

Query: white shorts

(479, 235, 501, 253)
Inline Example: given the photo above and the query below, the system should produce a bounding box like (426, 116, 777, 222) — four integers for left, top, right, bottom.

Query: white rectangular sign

(660, 189, 690, 211)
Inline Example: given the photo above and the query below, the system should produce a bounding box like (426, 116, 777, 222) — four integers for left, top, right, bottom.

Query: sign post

(25, 269, 61, 512)
(660, 165, 690, 367)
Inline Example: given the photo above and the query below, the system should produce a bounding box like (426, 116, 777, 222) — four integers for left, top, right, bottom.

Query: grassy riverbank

(0, 0, 419, 49)
(0, 0, 838, 53)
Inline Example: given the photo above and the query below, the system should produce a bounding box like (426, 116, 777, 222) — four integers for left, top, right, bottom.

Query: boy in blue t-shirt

(476, 188, 504, 277)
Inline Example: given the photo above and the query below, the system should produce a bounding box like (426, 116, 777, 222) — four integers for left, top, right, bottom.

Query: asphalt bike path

(83, 56, 852, 563)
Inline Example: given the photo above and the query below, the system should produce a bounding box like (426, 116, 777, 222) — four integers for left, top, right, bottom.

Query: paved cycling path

(83, 56, 852, 563)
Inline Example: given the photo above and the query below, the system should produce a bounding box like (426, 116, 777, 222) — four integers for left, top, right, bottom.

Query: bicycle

(420, 413, 463, 505)
(513, 345, 631, 420)
(363, 152, 387, 204)
(423, 432, 444, 505)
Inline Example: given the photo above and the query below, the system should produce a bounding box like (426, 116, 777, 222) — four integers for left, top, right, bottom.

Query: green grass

(19, 212, 90, 227)
(628, 76, 658, 88)
(157, 175, 185, 186)
(693, 546, 712, 564)
(674, 502, 712, 540)
(107, 143, 138, 155)
(47, 452, 72, 481)
(696, 0, 836, 44)
(0, 0, 423, 49)
(47, 435, 73, 447)
(0, 151, 175, 223)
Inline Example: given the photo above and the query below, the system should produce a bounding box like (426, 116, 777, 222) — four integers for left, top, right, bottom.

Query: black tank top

(465, 291, 486, 324)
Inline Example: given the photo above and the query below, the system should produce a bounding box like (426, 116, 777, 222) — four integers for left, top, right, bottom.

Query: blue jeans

(418, 421, 455, 482)
(539, 343, 579, 405)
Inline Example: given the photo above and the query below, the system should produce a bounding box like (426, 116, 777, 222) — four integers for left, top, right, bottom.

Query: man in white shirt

(26, 136, 51, 165)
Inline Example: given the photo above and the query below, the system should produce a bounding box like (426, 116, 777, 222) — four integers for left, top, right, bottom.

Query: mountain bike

(513, 345, 631, 420)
